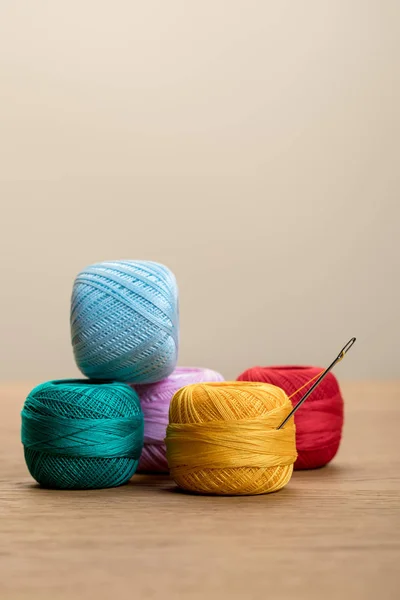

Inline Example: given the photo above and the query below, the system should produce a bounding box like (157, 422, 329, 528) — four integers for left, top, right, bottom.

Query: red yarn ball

(237, 365, 344, 469)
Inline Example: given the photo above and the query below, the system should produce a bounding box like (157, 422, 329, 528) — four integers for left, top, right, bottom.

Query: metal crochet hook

(277, 337, 356, 429)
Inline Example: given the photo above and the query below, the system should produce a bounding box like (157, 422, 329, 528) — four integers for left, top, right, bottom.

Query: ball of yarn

(21, 380, 144, 489)
(166, 381, 297, 495)
(237, 365, 344, 469)
(134, 366, 224, 473)
(71, 260, 179, 383)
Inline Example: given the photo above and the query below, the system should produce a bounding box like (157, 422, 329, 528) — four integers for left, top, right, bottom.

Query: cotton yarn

(21, 380, 144, 489)
(71, 260, 179, 383)
(166, 381, 297, 495)
(237, 365, 344, 469)
(134, 366, 224, 473)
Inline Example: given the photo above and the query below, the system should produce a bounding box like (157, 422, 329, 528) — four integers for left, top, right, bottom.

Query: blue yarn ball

(71, 260, 179, 383)
(21, 379, 144, 490)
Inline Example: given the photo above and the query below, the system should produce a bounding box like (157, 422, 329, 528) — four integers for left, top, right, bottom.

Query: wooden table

(1, 382, 399, 599)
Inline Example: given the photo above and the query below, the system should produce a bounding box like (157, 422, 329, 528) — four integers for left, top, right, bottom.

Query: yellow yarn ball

(166, 381, 297, 496)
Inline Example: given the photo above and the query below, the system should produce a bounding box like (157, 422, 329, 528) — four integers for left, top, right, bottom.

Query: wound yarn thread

(237, 365, 344, 469)
(21, 380, 144, 489)
(71, 260, 179, 383)
(133, 366, 224, 473)
(166, 381, 297, 496)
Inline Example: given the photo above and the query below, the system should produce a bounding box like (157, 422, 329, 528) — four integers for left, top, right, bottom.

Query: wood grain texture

(1, 382, 399, 600)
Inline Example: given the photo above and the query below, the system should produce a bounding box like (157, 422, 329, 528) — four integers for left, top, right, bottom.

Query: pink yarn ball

(133, 367, 224, 473)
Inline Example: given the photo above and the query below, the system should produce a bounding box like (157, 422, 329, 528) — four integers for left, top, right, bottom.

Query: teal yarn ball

(21, 380, 144, 490)
(70, 260, 179, 383)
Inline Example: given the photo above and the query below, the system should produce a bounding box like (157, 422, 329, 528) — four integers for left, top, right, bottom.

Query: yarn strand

(288, 371, 322, 400)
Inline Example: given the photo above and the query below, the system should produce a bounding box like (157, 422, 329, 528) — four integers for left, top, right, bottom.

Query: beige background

(0, 1, 399, 381)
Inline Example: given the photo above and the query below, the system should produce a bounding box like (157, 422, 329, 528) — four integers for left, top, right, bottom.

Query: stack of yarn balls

(22, 260, 180, 489)
(21, 259, 345, 495)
